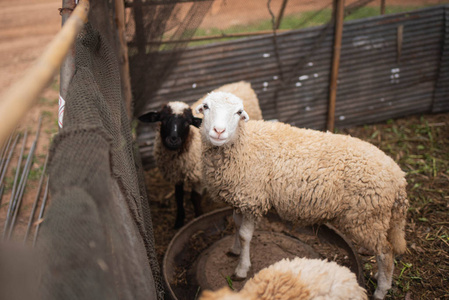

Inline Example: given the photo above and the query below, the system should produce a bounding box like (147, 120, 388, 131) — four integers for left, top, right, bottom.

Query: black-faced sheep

(195, 92, 409, 300)
(199, 257, 367, 300)
(138, 81, 262, 228)
(139, 101, 203, 228)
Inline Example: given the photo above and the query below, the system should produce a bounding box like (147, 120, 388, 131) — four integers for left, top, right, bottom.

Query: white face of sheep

(195, 91, 249, 147)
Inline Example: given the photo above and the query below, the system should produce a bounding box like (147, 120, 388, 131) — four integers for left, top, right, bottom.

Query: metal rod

(135, 29, 290, 45)
(7, 116, 43, 240)
(327, 0, 345, 132)
(33, 177, 50, 247)
(397, 24, 403, 64)
(23, 151, 49, 244)
(0, 184, 4, 206)
(0, 133, 20, 188)
(2, 130, 27, 240)
(275, 0, 289, 30)
(0, 131, 14, 171)
(0, 0, 89, 149)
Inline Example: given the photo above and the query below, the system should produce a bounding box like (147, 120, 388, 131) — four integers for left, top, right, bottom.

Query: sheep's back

(204, 120, 406, 222)
(247, 257, 367, 300)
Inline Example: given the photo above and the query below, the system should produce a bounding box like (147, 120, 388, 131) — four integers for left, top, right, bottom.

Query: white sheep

(138, 82, 262, 228)
(199, 257, 367, 300)
(195, 92, 409, 300)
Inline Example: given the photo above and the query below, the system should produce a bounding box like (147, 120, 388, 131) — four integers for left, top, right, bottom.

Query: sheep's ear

(241, 110, 249, 122)
(195, 104, 204, 115)
(138, 111, 160, 123)
(192, 117, 202, 128)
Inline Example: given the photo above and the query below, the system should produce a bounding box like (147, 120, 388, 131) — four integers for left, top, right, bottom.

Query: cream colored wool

(155, 81, 262, 192)
(192, 81, 263, 120)
(199, 257, 367, 300)
(197, 93, 409, 299)
(201, 119, 409, 255)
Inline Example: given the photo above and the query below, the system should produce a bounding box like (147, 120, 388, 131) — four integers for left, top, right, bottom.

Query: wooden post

(327, 0, 344, 132)
(133, 0, 147, 57)
(380, 0, 386, 15)
(275, 0, 289, 30)
(115, 0, 133, 119)
(0, 0, 89, 149)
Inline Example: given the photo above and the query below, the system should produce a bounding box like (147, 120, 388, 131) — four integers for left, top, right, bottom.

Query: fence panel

(136, 5, 449, 168)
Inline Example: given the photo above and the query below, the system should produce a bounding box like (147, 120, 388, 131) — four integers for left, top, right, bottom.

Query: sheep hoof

(373, 289, 386, 300)
(231, 274, 246, 281)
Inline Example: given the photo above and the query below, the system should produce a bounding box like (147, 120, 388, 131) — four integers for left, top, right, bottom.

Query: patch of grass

(223, 274, 234, 291)
(343, 112, 449, 299)
(28, 163, 44, 182)
(50, 78, 59, 92)
(188, 5, 428, 47)
(3, 168, 18, 191)
(39, 97, 58, 106)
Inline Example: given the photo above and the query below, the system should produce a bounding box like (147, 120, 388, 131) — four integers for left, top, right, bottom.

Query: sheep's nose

(214, 127, 226, 134)
(168, 136, 179, 143)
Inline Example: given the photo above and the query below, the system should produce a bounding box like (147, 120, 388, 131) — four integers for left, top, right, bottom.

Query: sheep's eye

(203, 104, 209, 110)
(237, 110, 243, 115)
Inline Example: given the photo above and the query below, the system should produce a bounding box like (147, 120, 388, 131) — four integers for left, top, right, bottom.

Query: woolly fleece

(199, 257, 367, 300)
(154, 81, 263, 192)
(192, 81, 263, 120)
(201, 119, 409, 255)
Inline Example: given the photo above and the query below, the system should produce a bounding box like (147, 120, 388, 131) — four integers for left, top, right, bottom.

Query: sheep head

(139, 101, 202, 151)
(195, 91, 249, 147)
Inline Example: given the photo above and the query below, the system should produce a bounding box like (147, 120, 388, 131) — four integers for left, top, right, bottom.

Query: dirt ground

(0, 0, 448, 299)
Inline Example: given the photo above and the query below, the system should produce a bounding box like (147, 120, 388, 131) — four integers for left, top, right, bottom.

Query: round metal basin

(163, 207, 364, 300)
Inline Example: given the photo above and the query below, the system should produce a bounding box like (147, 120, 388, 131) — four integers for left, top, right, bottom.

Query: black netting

(35, 1, 163, 299)
(126, 0, 213, 114)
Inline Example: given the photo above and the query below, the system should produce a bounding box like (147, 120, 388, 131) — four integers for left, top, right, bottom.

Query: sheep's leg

(189, 190, 203, 217)
(228, 210, 242, 256)
(373, 248, 394, 300)
(174, 183, 185, 229)
(232, 215, 255, 280)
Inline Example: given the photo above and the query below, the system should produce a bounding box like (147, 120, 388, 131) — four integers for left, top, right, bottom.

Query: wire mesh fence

(1, 1, 164, 299)
(128, 1, 449, 168)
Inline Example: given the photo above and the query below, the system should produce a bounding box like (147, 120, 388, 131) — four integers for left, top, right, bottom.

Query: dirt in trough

(164, 210, 357, 300)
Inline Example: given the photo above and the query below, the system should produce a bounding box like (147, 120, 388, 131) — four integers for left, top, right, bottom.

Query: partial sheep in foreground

(138, 81, 262, 228)
(195, 92, 409, 299)
(199, 257, 367, 300)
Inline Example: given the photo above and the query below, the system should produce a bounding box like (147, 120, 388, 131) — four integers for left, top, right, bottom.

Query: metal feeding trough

(163, 207, 364, 300)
